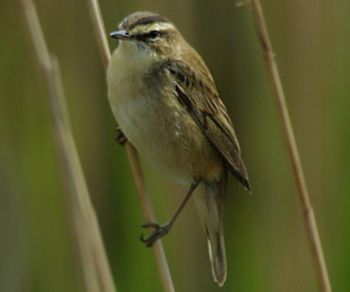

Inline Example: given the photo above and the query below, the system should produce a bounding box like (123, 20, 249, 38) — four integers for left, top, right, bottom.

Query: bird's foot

(115, 127, 127, 145)
(140, 222, 171, 247)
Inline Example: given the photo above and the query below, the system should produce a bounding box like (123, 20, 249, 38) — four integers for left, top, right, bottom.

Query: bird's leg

(115, 127, 127, 145)
(141, 179, 201, 247)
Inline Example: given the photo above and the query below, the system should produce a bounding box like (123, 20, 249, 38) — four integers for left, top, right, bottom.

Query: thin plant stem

(86, 1, 176, 292)
(20, 1, 117, 291)
(249, 1, 332, 291)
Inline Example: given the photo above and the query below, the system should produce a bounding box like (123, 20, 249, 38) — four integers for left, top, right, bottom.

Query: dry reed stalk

(20, 1, 117, 291)
(86, 1, 176, 292)
(249, 1, 332, 291)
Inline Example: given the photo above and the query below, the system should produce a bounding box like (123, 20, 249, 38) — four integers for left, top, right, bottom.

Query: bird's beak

(110, 30, 130, 40)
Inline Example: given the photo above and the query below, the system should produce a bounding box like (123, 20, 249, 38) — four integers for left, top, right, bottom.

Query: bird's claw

(115, 127, 127, 145)
(140, 222, 170, 247)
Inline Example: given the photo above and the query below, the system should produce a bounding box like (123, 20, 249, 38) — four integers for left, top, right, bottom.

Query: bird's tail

(194, 176, 227, 287)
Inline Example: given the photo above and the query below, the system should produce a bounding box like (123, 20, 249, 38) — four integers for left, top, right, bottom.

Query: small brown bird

(107, 11, 251, 286)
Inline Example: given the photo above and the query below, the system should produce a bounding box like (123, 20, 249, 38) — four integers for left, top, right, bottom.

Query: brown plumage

(162, 59, 251, 191)
(107, 11, 251, 286)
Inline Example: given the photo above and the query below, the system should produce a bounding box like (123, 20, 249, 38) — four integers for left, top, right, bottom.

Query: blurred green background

(1, 0, 349, 291)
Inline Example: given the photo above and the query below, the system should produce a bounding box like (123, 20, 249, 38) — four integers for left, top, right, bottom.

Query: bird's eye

(148, 30, 161, 40)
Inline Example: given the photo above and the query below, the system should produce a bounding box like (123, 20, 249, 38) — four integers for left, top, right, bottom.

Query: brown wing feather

(164, 59, 251, 191)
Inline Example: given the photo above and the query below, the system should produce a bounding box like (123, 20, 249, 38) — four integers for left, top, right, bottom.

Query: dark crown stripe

(126, 15, 169, 30)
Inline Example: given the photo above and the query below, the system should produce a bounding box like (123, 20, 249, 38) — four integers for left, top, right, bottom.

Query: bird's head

(110, 12, 186, 61)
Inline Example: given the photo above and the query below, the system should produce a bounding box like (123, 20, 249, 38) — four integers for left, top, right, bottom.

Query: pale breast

(107, 45, 224, 184)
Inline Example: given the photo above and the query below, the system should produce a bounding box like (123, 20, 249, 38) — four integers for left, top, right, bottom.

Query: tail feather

(195, 177, 227, 287)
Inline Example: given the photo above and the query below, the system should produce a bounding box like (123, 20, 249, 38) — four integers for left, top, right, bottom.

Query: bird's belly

(110, 92, 223, 184)
(107, 52, 223, 183)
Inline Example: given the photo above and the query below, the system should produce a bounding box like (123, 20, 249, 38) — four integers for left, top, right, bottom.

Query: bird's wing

(163, 59, 251, 191)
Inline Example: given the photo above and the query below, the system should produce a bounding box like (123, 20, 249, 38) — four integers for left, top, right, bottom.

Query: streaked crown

(110, 12, 185, 56)
(119, 11, 170, 31)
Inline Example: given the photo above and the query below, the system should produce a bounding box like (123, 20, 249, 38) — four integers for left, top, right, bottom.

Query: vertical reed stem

(20, 1, 117, 291)
(249, 1, 332, 291)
